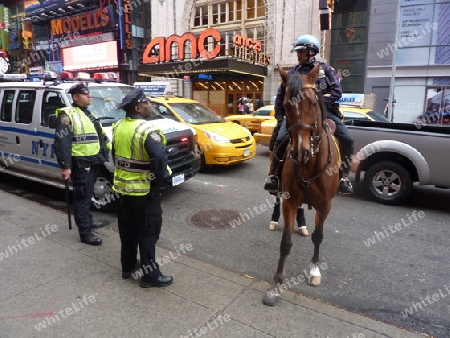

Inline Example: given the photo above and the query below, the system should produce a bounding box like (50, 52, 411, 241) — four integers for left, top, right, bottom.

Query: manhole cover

(186, 209, 243, 230)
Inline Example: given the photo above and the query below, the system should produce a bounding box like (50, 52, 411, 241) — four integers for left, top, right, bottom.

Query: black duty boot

(139, 275, 173, 288)
(264, 175, 280, 193)
(339, 177, 354, 194)
(80, 233, 102, 246)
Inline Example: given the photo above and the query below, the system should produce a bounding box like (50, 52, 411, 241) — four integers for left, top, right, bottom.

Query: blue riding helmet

(291, 34, 320, 53)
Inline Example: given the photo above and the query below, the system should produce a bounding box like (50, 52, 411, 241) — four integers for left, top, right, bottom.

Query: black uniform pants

(71, 165, 101, 236)
(117, 193, 163, 281)
(327, 113, 354, 176)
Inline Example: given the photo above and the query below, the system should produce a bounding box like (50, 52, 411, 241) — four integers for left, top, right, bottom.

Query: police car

(0, 72, 200, 210)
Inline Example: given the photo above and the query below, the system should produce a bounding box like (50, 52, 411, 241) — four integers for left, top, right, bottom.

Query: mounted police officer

(54, 82, 110, 246)
(113, 89, 173, 288)
(264, 34, 354, 195)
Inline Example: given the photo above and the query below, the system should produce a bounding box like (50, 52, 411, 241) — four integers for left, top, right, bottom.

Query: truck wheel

(363, 161, 413, 205)
(91, 172, 116, 211)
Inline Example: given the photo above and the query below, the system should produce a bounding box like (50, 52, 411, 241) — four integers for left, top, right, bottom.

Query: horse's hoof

(269, 221, 278, 231)
(308, 275, 321, 286)
(262, 289, 280, 306)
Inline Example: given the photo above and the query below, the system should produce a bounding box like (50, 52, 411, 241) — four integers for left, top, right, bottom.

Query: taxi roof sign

(338, 93, 364, 107)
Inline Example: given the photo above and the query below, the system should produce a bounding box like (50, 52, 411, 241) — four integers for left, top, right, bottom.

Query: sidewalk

(0, 189, 425, 338)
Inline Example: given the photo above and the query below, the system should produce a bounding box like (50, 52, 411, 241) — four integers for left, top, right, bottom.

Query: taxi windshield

(81, 85, 133, 125)
(169, 102, 225, 124)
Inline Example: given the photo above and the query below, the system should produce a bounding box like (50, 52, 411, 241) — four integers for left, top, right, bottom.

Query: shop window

(228, 2, 235, 21)
(423, 86, 450, 124)
(194, 7, 201, 26)
(256, 0, 265, 18)
(219, 3, 226, 23)
(236, 1, 242, 21)
(1, 90, 15, 122)
(212, 4, 218, 24)
(248, 0, 255, 19)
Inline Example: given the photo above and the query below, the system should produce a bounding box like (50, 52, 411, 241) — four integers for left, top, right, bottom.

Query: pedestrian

(255, 98, 264, 110)
(54, 82, 110, 246)
(264, 34, 354, 194)
(269, 196, 308, 236)
(113, 89, 173, 288)
(248, 99, 254, 115)
(267, 122, 308, 236)
(237, 99, 244, 114)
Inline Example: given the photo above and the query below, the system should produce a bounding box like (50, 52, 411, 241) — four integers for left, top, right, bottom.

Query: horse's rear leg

(263, 204, 296, 306)
(308, 202, 331, 286)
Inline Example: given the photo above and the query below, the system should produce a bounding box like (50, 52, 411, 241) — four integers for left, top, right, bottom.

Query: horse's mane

(286, 72, 328, 124)
(286, 73, 302, 99)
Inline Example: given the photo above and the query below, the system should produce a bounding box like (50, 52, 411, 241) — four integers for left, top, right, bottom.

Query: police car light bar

(0, 74, 28, 81)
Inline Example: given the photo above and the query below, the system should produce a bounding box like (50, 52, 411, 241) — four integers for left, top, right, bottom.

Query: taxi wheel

(91, 172, 116, 211)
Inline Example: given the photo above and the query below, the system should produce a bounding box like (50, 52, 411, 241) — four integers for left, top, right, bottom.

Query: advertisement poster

(0, 5, 10, 50)
(398, 4, 433, 47)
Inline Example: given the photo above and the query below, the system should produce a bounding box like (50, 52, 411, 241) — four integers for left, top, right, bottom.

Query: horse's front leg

(263, 202, 296, 306)
(308, 201, 331, 286)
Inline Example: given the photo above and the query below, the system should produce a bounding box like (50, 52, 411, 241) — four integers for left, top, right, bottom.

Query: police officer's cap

(118, 89, 149, 110)
(68, 82, 90, 95)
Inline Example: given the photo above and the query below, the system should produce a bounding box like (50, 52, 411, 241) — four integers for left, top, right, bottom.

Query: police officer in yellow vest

(54, 82, 111, 246)
(113, 89, 173, 288)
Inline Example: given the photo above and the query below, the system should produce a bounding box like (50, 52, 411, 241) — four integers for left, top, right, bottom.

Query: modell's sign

(143, 28, 221, 64)
(232, 34, 270, 66)
(50, 6, 114, 38)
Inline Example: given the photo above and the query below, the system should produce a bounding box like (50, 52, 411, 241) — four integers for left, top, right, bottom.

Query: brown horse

(263, 64, 340, 306)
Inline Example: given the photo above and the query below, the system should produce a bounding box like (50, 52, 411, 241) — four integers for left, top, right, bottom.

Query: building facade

(365, 0, 450, 124)
(138, 0, 323, 116)
(2, 0, 449, 123)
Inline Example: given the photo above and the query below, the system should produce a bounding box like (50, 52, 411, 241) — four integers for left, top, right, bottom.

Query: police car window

(86, 86, 132, 125)
(41, 91, 65, 126)
(1, 90, 15, 122)
(15, 90, 35, 124)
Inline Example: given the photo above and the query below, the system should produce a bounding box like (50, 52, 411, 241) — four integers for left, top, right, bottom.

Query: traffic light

(319, 0, 333, 30)
(22, 31, 32, 50)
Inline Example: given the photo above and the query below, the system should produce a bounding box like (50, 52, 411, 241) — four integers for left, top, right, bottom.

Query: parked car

(0, 73, 200, 210)
(253, 106, 389, 147)
(224, 104, 275, 133)
(340, 106, 391, 124)
(149, 96, 256, 168)
(349, 120, 450, 205)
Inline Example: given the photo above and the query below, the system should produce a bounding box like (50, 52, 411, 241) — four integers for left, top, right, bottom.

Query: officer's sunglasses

(136, 97, 149, 104)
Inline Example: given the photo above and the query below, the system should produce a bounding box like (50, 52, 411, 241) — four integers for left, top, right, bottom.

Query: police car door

(0, 88, 45, 175)
(38, 90, 66, 177)
(15, 89, 51, 175)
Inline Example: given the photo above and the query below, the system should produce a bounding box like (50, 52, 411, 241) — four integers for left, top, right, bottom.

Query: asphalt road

(1, 145, 449, 337)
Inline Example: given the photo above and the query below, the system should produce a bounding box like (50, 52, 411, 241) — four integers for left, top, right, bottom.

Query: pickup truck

(347, 120, 450, 205)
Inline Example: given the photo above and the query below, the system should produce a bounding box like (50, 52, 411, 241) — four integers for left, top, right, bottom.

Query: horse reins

(287, 85, 334, 209)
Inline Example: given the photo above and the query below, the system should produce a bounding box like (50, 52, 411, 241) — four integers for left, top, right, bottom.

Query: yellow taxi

(224, 104, 275, 133)
(149, 96, 256, 167)
(253, 106, 389, 147)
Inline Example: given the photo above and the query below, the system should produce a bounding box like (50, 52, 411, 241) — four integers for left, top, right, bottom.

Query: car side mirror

(48, 114, 57, 129)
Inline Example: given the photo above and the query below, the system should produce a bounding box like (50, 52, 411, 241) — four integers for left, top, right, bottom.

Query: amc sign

(142, 28, 222, 64)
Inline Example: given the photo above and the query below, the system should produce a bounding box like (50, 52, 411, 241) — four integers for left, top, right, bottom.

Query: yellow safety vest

(112, 118, 167, 196)
(56, 107, 101, 157)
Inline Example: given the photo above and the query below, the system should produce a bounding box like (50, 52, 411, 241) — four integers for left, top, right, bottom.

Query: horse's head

(281, 64, 322, 164)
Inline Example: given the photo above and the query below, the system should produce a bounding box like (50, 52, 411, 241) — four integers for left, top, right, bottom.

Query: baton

(64, 179, 72, 230)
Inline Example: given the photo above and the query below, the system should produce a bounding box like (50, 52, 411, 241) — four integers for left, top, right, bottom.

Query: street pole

(388, 0, 401, 122)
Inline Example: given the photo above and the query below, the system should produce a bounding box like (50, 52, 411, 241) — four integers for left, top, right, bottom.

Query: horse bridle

(287, 84, 323, 159)
(285, 84, 334, 208)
